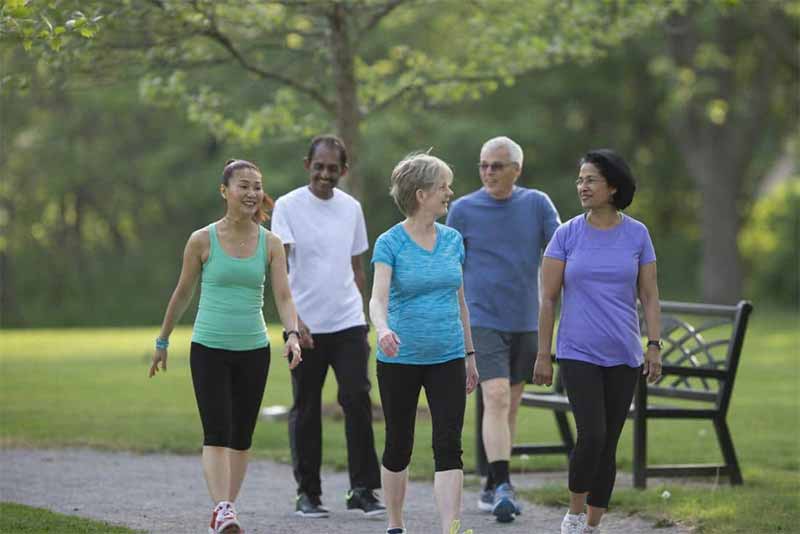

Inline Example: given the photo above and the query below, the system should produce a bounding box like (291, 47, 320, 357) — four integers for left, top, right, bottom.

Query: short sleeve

(539, 193, 561, 244)
(639, 225, 657, 265)
(351, 203, 369, 256)
(544, 223, 567, 261)
(455, 230, 465, 264)
(446, 201, 463, 233)
(371, 232, 395, 267)
(270, 198, 294, 245)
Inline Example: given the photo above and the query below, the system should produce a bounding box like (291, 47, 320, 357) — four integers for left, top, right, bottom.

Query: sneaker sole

(492, 498, 517, 523)
(477, 499, 494, 513)
(294, 511, 329, 518)
(346, 507, 386, 516)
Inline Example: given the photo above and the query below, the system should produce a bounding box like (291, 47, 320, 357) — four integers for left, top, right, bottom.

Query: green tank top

(192, 223, 270, 351)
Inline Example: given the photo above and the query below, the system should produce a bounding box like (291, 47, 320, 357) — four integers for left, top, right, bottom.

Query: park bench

(475, 299, 753, 489)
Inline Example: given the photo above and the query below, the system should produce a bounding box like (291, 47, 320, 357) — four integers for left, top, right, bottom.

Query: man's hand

(532, 353, 553, 386)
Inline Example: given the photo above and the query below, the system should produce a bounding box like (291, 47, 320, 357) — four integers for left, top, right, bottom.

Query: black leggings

(560, 359, 640, 508)
(377, 358, 466, 473)
(190, 342, 270, 451)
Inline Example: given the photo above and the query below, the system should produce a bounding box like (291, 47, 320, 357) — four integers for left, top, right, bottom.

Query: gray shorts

(472, 327, 538, 385)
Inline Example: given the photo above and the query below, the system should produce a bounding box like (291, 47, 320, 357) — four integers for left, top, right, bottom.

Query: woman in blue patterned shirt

(370, 153, 479, 534)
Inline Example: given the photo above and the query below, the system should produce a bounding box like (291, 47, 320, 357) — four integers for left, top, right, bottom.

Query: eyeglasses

(478, 162, 516, 172)
(575, 176, 605, 186)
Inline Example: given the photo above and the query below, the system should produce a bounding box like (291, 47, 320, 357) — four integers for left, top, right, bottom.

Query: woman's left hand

(643, 346, 662, 383)
(465, 354, 479, 394)
(285, 334, 303, 370)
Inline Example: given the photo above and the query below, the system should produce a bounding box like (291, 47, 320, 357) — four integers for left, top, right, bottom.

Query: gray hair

(481, 136, 524, 167)
(389, 153, 453, 216)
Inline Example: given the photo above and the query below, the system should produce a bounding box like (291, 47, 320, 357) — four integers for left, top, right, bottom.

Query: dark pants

(377, 357, 466, 473)
(560, 359, 640, 508)
(288, 325, 381, 497)
(190, 342, 270, 451)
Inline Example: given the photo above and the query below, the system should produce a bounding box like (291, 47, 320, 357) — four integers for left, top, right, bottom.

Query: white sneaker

(582, 525, 600, 533)
(560, 512, 586, 534)
(209, 501, 242, 534)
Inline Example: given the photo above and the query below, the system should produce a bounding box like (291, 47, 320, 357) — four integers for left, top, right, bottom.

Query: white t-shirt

(271, 186, 369, 334)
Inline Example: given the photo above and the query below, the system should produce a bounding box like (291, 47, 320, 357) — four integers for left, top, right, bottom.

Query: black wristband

(286, 330, 300, 339)
(466, 350, 476, 357)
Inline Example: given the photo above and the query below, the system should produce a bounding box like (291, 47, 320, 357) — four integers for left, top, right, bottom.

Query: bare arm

(352, 253, 369, 318)
(149, 231, 205, 377)
(270, 233, 302, 369)
(369, 262, 400, 356)
(638, 261, 662, 382)
(283, 242, 313, 348)
(458, 284, 479, 394)
(352, 253, 367, 297)
(533, 257, 565, 386)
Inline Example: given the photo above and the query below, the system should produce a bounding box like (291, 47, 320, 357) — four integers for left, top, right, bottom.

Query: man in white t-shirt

(271, 135, 384, 519)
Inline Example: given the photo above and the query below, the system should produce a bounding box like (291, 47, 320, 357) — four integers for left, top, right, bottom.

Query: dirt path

(0, 448, 691, 533)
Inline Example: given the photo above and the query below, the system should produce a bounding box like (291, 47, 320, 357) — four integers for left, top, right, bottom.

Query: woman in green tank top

(149, 159, 302, 534)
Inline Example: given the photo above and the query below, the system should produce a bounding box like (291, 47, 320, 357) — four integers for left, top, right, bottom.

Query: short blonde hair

(389, 153, 453, 216)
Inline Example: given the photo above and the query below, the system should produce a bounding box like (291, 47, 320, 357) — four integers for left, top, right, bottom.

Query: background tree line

(1, 0, 797, 327)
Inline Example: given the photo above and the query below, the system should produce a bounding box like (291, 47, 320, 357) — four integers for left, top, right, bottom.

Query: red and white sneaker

(208, 501, 242, 534)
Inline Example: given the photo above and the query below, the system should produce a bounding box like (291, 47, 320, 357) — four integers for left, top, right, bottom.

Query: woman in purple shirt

(534, 149, 662, 534)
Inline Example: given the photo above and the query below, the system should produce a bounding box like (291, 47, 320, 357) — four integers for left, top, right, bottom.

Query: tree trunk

(698, 169, 743, 304)
(664, 7, 779, 304)
(328, 2, 363, 200)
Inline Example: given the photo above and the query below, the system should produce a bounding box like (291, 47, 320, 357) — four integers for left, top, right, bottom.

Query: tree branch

(360, 0, 410, 35)
(201, 25, 335, 113)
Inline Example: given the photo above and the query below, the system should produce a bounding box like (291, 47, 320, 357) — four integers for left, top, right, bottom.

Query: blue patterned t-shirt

(371, 222, 466, 365)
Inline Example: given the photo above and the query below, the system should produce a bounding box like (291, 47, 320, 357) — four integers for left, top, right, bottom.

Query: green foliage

(0, 0, 102, 90)
(3, 0, 684, 145)
(0, 502, 142, 533)
(740, 180, 800, 308)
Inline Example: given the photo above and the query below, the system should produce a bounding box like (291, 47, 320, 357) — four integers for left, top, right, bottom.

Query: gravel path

(0, 448, 691, 533)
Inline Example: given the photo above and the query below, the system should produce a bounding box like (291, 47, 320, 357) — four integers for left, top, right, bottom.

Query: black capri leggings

(560, 358, 640, 508)
(377, 357, 466, 473)
(190, 342, 270, 451)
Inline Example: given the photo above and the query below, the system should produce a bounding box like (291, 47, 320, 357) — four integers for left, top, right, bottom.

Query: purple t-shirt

(544, 214, 656, 367)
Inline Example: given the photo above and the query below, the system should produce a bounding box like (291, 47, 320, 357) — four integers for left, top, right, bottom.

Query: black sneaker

(295, 493, 329, 518)
(345, 487, 386, 516)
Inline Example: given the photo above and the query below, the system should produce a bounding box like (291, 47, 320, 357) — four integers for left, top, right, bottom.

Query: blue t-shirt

(544, 214, 657, 367)
(371, 222, 466, 365)
(446, 186, 560, 332)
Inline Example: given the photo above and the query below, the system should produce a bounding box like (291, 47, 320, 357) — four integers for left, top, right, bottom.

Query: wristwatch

(647, 339, 663, 350)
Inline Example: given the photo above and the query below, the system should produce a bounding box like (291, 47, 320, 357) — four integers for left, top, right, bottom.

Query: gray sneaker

(477, 487, 494, 512)
(295, 493, 329, 518)
(345, 487, 386, 516)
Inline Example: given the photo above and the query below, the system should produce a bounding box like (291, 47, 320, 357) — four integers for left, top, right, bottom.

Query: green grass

(1, 310, 798, 532)
(0, 502, 143, 533)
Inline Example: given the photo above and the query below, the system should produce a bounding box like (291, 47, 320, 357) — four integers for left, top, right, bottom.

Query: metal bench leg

(633, 377, 647, 489)
(714, 417, 743, 485)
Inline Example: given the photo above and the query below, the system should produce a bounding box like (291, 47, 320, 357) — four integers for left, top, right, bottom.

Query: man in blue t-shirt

(446, 136, 560, 522)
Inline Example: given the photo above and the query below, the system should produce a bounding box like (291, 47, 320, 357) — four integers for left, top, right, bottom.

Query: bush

(739, 179, 800, 308)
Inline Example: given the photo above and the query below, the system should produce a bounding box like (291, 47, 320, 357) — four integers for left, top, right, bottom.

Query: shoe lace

(218, 505, 237, 521)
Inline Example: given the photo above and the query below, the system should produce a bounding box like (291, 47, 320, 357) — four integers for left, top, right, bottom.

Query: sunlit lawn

(1, 309, 798, 532)
(0, 502, 142, 533)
